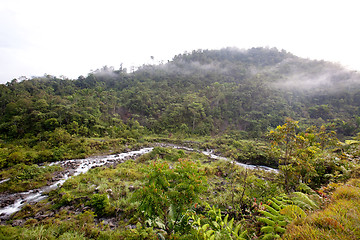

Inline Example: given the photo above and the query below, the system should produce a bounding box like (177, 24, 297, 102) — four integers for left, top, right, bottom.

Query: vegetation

(0, 163, 62, 193)
(282, 179, 360, 240)
(0, 47, 359, 239)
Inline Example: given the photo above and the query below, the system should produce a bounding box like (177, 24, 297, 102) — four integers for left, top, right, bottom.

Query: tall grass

(282, 178, 360, 240)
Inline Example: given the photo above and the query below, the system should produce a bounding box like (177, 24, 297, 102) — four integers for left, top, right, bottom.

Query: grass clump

(0, 163, 62, 193)
(282, 178, 360, 240)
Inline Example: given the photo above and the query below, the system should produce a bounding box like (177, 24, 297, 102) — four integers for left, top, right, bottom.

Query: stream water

(0, 146, 277, 218)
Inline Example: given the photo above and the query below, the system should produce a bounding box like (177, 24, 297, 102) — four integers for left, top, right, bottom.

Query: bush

(89, 193, 110, 215)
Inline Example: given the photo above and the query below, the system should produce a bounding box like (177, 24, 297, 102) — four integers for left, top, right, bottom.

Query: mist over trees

(1, 47, 360, 142)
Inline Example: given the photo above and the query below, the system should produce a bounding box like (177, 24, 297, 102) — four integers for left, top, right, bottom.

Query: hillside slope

(1, 47, 359, 140)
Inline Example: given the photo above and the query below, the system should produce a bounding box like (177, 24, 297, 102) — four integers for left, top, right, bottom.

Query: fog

(270, 58, 360, 93)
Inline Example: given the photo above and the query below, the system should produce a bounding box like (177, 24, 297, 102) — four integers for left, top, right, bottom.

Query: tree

(269, 118, 299, 192)
(269, 119, 340, 191)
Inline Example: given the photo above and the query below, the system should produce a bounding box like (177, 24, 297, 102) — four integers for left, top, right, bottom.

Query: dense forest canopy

(1, 47, 359, 141)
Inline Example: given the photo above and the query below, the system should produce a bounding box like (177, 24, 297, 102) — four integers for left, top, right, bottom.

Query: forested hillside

(1, 47, 360, 239)
(1, 47, 359, 142)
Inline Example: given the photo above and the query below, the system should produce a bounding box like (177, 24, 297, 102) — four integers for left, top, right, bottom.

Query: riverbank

(0, 143, 278, 221)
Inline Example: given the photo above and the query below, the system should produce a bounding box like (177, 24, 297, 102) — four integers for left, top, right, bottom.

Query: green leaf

(224, 214, 229, 225)
(212, 221, 220, 229)
(280, 205, 306, 220)
(233, 223, 241, 236)
(264, 204, 280, 216)
(261, 226, 275, 233)
(267, 199, 281, 211)
(206, 230, 215, 237)
(258, 217, 275, 226)
(202, 224, 210, 231)
(262, 233, 276, 240)
(275, 226, 286, 233)
(258, 210, 278, 221)
(239, 229, 247, 238)
(278, 220, 287, 226)
(228, 217, 234, 230)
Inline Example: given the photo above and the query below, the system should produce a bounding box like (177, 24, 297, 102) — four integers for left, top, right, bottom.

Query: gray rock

(12, 219, 24, 226)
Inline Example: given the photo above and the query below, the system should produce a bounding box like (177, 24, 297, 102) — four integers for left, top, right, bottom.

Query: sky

(0, 0, 359, 84)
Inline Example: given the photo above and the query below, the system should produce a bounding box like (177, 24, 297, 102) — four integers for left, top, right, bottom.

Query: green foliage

(191, 204, 247, 240)
(118, 222, 158, 240)
(257, 192, 320, 239)
(269, 119, 340, 191)
(282, 178, 360, 240)
(135, 159, 207, 235)
(89, 193, 110, 216)
(0, 163, 62, 193)
(0, 138, 357, 239)
(146, 147, 186, 162)
(290, 192, 319, 210)
(1, 47, 359, 145)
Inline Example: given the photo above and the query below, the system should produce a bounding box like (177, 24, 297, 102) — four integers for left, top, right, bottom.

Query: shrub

(89, 193, 110, 215)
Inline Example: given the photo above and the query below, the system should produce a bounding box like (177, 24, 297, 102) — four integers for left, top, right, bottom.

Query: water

(0, 179, 10, 184)
(0, 148, 153, 217)
(201, 150, 278, 172)
(0, 146, 277, 217)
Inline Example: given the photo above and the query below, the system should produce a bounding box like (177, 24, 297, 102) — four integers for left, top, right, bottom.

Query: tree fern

(290, 192, 318, 210)
(258, 192, 316, 239)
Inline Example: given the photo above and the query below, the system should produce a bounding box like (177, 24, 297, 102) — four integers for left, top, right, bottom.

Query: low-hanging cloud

(270, 58, 360, 93)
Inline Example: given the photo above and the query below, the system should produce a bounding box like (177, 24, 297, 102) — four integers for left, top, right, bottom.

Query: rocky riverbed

(0, 148, 153, 220)
(0, 144, 277, 222)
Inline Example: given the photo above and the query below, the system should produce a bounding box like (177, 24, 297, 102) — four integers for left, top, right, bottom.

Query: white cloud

(0, 0, 360, 83)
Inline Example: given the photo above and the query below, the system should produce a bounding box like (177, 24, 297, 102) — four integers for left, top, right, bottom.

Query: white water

(201, 150, 278, 172)
(0, 148, 153, 217)
(0, 179, 9, 184)
(0, 146, 276, 217)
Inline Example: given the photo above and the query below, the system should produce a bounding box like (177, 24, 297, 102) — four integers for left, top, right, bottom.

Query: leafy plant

(135, 158, 207, 235)
(191, 204, 247, 240)
(257, 192, 318, 239)
(89, 193, 110, 216)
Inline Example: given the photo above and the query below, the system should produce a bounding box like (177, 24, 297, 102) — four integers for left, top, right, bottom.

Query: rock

(0, 197, 15, 208)
(128, 185, 136, 192)
(125, 224, 137, 229)
(12, 219, 24, 227)
(35, 212, 43, 219)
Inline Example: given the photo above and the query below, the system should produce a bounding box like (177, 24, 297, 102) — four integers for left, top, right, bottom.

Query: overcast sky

(0, 0, 359, 84)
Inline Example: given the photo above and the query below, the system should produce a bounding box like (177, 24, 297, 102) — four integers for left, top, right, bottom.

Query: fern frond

(258, 217, 275, 226)
(280, 205, 306, 220)
(275, 226, 286, 233)
(291, 192, 318, 210)
(262, 233, 277, 240)
(267, 199, 281, 211)
(264, 204, 281, 216)
(272, 198, 285, 209)
(258, 210, 279, 221)
(261, 226, 275, 233)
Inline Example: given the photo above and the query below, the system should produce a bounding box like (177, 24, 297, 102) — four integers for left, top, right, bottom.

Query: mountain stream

(0, 145, 277, 218)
